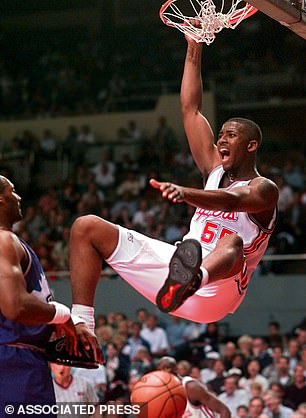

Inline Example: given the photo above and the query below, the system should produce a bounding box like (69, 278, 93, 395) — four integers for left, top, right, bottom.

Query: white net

(160, 0, 257, 45)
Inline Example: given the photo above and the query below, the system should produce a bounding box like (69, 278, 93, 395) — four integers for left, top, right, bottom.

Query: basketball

(130, 370, 187, 418)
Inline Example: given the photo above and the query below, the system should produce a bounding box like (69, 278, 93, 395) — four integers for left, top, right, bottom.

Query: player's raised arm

(181, 31, 220, 177)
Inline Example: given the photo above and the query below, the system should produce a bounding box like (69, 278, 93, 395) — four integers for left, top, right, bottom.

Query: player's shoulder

(250, 176, 279, 196)
(0, 231, 24, 256)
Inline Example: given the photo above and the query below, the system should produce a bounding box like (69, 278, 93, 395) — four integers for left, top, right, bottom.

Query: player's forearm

(5, 294, 56, 325)
(182, 187, 243, 212)
(181, 43, 203, 114)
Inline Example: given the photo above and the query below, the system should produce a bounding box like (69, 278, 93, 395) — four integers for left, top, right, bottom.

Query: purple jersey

(0, 239, 53, 345)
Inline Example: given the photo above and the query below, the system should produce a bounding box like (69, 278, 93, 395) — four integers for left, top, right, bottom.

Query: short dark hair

(227, 117, 262, 146)
(250, 396, 265, 408)
(269, 321, 280, 329)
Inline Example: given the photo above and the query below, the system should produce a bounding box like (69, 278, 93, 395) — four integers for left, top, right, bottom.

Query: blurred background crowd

(1, 117, 305, 276)
(51, 309, 306, 417)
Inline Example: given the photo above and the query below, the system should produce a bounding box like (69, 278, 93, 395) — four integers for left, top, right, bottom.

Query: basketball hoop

(160, 0, 258, 45)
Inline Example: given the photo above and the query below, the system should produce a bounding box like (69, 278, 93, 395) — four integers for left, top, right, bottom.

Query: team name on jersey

(195, 208, 238, 222)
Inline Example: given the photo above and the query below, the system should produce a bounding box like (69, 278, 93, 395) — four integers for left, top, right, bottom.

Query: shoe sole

(156, 239, 202, 313)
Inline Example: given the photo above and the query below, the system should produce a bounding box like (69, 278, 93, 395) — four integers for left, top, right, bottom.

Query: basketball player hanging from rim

(68, 14, 279, 351)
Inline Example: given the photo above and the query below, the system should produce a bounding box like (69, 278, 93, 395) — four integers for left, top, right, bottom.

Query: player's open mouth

(219, 148, 230, 161)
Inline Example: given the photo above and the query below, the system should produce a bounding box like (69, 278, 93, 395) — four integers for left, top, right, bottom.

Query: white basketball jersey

(182, 376, 217, 418)
(184, 165, 276, 290)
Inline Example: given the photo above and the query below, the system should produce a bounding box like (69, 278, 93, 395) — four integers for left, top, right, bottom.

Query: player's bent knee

(231, 234, 243, 249)
(218, 233, 243, 248)
(218, 234, 243, 261)
(71, 215, 99, 239)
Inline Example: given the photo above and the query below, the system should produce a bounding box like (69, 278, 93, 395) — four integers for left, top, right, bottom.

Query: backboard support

(247, 0, 306, 40)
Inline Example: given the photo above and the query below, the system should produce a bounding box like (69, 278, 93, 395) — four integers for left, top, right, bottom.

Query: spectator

(140, 314, 169, 359)
(73, 364, 108, 403)
(300, 348, 306, 370)
(105, 342, 129, 385)
(284, 339, 300, 374)
(270, 383, 295, 409)
(116, 170, 143, 197)
(263, 346, 285, 381)
(263, 391, 294, 418)
(236, 405, 249, 418)
(151, 115, 177, 165)
(177, 360, 192, 377)
(51, 226, 70, 270)
(110, 191, 137, 222)
(95, 325, 114, 355)
(126, 120, 144, 141)
(239, 359, 269, 396)
(21, 205, 46, 242)
(251, 338, 272, 370)
(81, 180, 105, 213)
(91, 150, 116, 191)
(135, 308, 149, 329)
(95, 314, 108, 328)
(60, 182, 80, 214)
(223, 342, 238, 370)
(124, 321, 150, 361)
(129, 346, 153, 377)
(284, 364, 306, 409)
(270, 356, 292, 387)
(232, 353, 248, 374)
(267, 321, 287, 349)
(249, 381, 265, 399)
(237, 335, 253, 360)
(218, 376, 249, 416)
(38, 187, 59, 215)
(190, 366, 202, 381)
(296, 329, 306, 351)
(248, 396, 265, 418)
(132, 198, 153, 231)
(200, 351, 220, 383)
(207, 359, 227, 395)
(75, 164, 92, 195)
(296, 403, 306, 418)
(62, 125, 79, 162)
(165, 317, 187, 357)
(51, 364, 98, 417)
(274, 174, 294, 215)
(77, 124, 96, 144)
(191, 322, 221, 362)
(182, 321, 207, 343)
(39, 129, 58, 159)
(283, 160, 305, 192)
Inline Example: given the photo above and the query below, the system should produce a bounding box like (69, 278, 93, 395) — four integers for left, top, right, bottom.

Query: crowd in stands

(51, 309, 306, 417)
(1, 12, 306, 118)
(1, 116, 305, 275)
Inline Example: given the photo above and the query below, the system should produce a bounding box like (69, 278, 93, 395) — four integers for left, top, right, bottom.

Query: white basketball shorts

(105, 225, 246, 323)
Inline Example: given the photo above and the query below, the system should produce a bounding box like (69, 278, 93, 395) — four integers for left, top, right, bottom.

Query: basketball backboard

(247, 0, 306, 40)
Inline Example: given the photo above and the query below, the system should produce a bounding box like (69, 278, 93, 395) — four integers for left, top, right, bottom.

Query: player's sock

(71, 304, 95, 332)
(199, 267, 209, 287)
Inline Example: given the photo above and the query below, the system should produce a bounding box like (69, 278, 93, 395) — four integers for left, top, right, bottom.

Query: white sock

(71, 304, 95, 332)
(199, 267, 209, 288)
